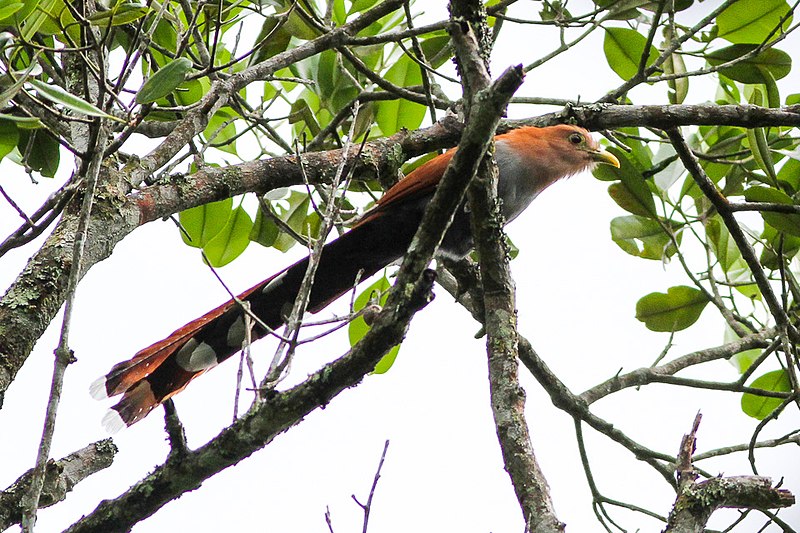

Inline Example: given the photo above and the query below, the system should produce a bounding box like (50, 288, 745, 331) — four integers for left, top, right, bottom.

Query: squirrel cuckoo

(91, 124, 619, 431)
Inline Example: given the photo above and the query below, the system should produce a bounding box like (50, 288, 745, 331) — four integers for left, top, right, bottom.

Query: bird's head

(496, 124, 620, 199)
(540, 124, 620, 173)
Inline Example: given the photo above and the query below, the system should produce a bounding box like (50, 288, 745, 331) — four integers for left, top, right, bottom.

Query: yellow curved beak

(591, 149, 621, 168)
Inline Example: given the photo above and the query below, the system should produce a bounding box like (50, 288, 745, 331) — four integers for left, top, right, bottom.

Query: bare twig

(21, 122, 110, 531)
(351, 440, 390, 533)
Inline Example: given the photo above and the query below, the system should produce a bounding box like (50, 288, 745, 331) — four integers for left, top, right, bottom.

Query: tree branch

(448, 3, 564, 530)
(580, 328, 776, 404)
(0, 439, 117, 530)
(664, 416, 795, 532)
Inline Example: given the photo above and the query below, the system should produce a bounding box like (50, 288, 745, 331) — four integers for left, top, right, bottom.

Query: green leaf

(758, 66, 781, 108)
(203, 206, 253, 267)
(419, 33, 452, 69)
(741, 370, 791, 419)
(725, 326, 762, 373)
(136, 57, 193, 104)
(375, 54, 425, 135)
(596, 143, 656, 219)
(706, 45, 791, 84)
(0, 2, 24, 21)
(0, 59, 41, 111)
(743, 186, 800, 236)
(88, 2, 149, 27)
(608, 176, 656, 218)
(744, 88, 779, 185)
(348, 275, 400, 374)
(349, 0, 380, 15)
(635, 286, 709, 332)
(0, 119, 19, 161)
(777, 154, 800, 192)
(593, 0, 642, 20)
(746, 126, 778, 184)
(760, 224, 800, 270)
(249, 16, 292, 66)
(250, 205, 280, 247)
(373, 344, 401, 374)
(179, 198, 233, 248)
(29, 79, 119, 120)
(603, 27, 658, 81)
(273, 191, 312, 252)
(283, 8, 320, 40)
(288, 97, 321, 136)
(705, 216, 742, 272)
(717, 0, 793, 44)
(664, 52, 688, 104)
(540, 1, 572, 21)
(18, 129, 59, 177)
(610, 215, 677, 260)
(204, 107, 238, 155)
(592, 146, 629, 181)
(0, 113, 43, 128)
(172, 78, 207, 107)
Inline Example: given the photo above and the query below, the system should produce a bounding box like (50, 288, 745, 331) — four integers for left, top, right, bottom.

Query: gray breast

(496, 140, 541, 224)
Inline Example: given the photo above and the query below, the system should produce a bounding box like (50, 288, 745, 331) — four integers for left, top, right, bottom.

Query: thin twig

(21, 120, 109, 530)
(351, 440, 390, 533)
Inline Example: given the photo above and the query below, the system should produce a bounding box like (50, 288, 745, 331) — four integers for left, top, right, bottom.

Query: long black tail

(91, 207, 419, 430)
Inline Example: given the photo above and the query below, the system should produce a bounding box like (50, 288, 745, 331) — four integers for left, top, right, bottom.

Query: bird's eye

(568, 132, 583, 145)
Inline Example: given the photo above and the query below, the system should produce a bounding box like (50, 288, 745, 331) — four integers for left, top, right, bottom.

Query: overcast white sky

(1, 1, 799, 532)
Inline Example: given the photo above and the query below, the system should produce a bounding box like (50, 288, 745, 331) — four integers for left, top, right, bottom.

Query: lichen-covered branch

(0, 439, 117, 530)
(664, 416, 794, 532)
(449, 3, 564, 530)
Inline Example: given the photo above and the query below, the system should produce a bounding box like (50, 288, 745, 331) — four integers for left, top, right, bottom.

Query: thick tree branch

(507, 103, 800, 131)
(0, 439, 117, 530)
(449, 4, 564, 530)
(664, 416, 794, 532)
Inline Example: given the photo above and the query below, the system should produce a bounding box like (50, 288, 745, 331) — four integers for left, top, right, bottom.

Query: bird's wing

(355, 149, 455, 227)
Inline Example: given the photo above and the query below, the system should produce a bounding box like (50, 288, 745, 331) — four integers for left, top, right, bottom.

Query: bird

(91, 124, 620, 431)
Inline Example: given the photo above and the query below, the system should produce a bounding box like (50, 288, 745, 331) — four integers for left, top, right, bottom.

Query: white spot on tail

(262, 271, 286, 294)
(102, 409, 126, 434)
(176, 339, 218, 372)
(89, 376, 109, 400)
(227, 315, 245, 347)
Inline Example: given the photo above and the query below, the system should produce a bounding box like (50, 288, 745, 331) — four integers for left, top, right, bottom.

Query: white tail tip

(89, 376, 109, 400)
(101, 409, 126, 434)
